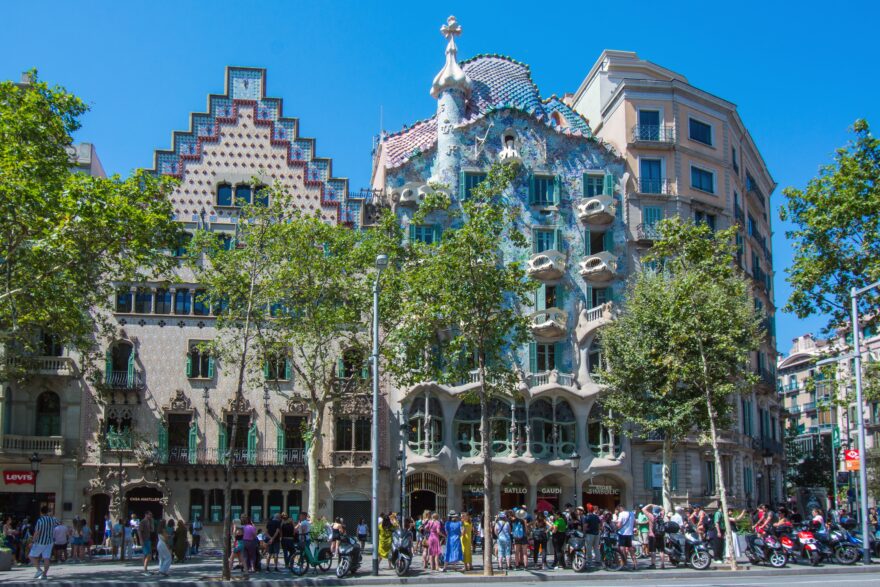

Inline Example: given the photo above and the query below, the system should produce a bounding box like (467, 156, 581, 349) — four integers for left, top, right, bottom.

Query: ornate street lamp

(29, 452, 42, 522)
(569, 451, 581, 509)
(371, 254, 388, 576)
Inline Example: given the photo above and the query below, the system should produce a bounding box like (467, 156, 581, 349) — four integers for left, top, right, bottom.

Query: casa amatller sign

(4, 471, 35, 485)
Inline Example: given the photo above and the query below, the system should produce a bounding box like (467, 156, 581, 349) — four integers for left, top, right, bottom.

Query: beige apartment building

(569, 51, 783, 508)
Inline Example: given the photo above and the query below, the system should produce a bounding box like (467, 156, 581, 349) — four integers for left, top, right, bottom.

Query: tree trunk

(221, 418, 238, 580)
(307, 408, 322, 517)
(705, 389, 736, 569)
(662, 437, 673, 513)
(479, 365, 494, 576)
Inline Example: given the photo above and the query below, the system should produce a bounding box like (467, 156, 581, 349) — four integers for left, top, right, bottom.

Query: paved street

(2, 556, 879, 586)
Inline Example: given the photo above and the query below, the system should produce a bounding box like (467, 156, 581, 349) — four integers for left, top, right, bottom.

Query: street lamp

(371, 253, 388, 576)
(397, 410, 407, 519)
(569, 451, 581, 508)
(29, 452, 42, 523)
(849, 280, 879, 563)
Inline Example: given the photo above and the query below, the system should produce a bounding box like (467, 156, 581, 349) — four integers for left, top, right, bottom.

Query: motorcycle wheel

(396, 555, 410, 577)
(336, 558, 350, 578)
(834, 546, 859, 565)
(603, 550, 624, 571)
(572, 553, 586, 573)
(768, 551, 786, 568)
(690, 550, 712, 570)
(809, 550, 821, 566)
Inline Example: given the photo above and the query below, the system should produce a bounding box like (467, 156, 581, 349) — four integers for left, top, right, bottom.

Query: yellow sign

(845, 459, 860, 471)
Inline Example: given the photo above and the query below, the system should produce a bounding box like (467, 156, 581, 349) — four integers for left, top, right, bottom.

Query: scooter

(820, 523, 860, 565)
(564, 529, 587, 572)
(744, 531, 787, 568)
(291, 538, 334, 576)
(778, 525, 828, 566)
(662, 522, 712, 570)
(599, 531, 624, 571)
(390, 528, 413, 576)
(335, 534, 362, 578)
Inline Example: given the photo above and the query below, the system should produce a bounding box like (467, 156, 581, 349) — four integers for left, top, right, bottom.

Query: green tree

(605, 217, 762, 567)
(387, 160, 530, 576)
(600, 269, 705, 512)
(0, 71, 180, 377)
(190, 188, 402, 579)
(780, 119, 880, 332)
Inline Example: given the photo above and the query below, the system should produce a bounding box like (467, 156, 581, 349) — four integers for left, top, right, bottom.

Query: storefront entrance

(0, 491, 55, 520)
(500, 471, 529, 511)
(460, 473, 484, 515)
(90, 494, 110, 530)
(125, 487, 163, 520)
(408, 472, 447, 517)
(582, 476, 623, 511)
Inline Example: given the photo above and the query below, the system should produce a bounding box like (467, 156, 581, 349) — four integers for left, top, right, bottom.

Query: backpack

(652, 514, 665, 536)
(532, 525, 547, 542)
(512, 520, 525, 539)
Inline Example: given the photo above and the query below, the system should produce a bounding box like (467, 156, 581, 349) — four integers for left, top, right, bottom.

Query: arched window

(454, 401, 481, 456)
(35, 391, 60, 436)
(337, 348, 367, 382)
(187, 343, 214, 379)
(556, 399, 577, 457)
(407, 395, 443, 456)
(234, 184, 252, 205)
(587, 404, 620, 458)
(453, 399, 519, 457)
(174, 289, 191, 314)
(529, 398, 576, 459)
(489, 398, 513, 456)
(529, 399, 555, 459)
(217, 183, 233, 206)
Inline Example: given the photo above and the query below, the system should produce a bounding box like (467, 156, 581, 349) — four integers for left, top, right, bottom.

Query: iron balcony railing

(636, 178, 673, 195)
(631, 124, 677, 144)
(104, 369, 144, 390)
(761, 436, 784, 454)
(636, 223, 661, 241)
(158, 446, 307, 466)
(734, 204, 745, 225)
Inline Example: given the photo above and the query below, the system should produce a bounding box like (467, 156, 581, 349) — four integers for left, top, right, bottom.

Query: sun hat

(515, 509, 527, 520)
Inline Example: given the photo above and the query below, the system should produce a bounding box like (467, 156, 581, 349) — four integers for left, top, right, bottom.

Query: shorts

(234, 540, 244, 553)
(513, 537, 528, 545)
(54, 544, 67, 554)
(105, 530, 112, 538)
(268, 541, 280, 554)
(141, 540, 152, 556)
(497, 538, 511, 558)
(618, 535, 633, 548)
(30, 543, 53, 560)
(71, 537, 84, 546)
(647, 535, 656, 551)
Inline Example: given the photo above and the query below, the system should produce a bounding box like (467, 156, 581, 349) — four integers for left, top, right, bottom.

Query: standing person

(173, 519, 188, 562)
(460, 512, 473, 572)
(265, 513, 281, 572)
(52, 519, 69, 563)
(551, 510, 568, 569)
(29, 506, 56, 580)
(615, 505, 637, 570)
(139, 511, 154, 575)
(123, 520, 134, 560)
(582, 506, 601, 567)
(444, 511, 463, 571)
(129, 513, 140, 547)
(329, 516, 343, 563)
(530, 512, 550, 569)
(190, 515, 202, 556)
(229, 517, 246, 574)
(419, 511, 431, 565)
(69, 518, 83, 562)
(425, 512, 443, 571)
(640, 505, 659, 569)
(356, 518, 368, 551)
(511, 509, 528, 570)
(102, 515, 112, 548)
(240, 514, 258, 573)
(111, 518, 123, 560)
(494, 512, 512, 571)
(690, 505, 708, 542)
(636, 505, 650, 559)
(378, 513, 395, 569)
(156, 519, 173, 576)
(279, 513, 295, 570)
(670, 507, 684, 526)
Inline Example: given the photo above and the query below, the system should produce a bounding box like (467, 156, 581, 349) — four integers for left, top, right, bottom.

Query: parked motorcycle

(564, 529, 587, 572)
(662, 522, 712, 570)
(744, 532, 787, 568)
(335, 534, 362, 578)
(390, 528, 413, 576)
(820, 523, 860, 565)
(777, 525, 830, 566)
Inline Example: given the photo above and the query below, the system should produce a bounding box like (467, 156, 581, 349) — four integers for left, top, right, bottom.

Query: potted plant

(0, 534, 13, 572)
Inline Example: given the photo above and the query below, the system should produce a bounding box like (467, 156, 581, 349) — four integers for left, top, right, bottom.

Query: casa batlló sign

(4, 471, 35, 485)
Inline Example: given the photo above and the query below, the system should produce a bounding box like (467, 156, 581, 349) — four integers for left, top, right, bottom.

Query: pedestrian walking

(444, 511, 463, 571)
(378, 513, 395, 569)
(111, 518, 123, 560)
(129, 513, 140, 547)
(494, 512, 512, 571)
(229, 517, 247, 574)
(139, 511, 154, 575)
(461, 512, 473, 571)
(156, 519, 172, 575)
(190, 515, 202, 555)
(173, 518, 188, 562)
(29, 506, 56, 581)
(425, 512, 443, 571)
(240, 514, 258, 572)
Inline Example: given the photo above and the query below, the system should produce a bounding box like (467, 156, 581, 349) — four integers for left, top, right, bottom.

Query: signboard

(288, 506, 300, 520)
(269, 505, 281, 519)
(538, 487, 561, 495)
(250, 505, 263, 523)
(832, 426, 841, 449)
(3, 471, 35, 485)
(651, 463, 663, 489)
(231, 505, 243, 520)
(190, 504, 204, 522)
(502, 485, 527, 494)
(583, 484, 620, 496)
(844, 449, 860, 471)
(210, 505, 223, 522)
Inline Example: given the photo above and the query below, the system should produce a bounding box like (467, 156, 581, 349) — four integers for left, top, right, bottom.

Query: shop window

(408, 395, 443, 456)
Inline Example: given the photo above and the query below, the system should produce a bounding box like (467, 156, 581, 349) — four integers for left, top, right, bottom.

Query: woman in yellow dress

(460, 512, 473, 571)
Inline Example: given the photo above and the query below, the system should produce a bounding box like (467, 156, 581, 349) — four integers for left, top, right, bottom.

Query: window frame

(583, 173, 604, 198)
(688, 117, 714, 146)
(690, 165, 716, 194)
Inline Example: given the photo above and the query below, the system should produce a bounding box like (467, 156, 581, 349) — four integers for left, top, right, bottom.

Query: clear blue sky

(3, 0, 878, 354)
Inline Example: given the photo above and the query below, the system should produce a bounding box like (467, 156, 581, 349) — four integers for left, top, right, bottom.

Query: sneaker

(34, 571, 44, 580)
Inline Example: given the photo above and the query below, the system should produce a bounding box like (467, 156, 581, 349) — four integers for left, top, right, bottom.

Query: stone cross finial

(440, 15, 462, 41)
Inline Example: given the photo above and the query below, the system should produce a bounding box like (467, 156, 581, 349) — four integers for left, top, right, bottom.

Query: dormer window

(217, 183, 233, 206)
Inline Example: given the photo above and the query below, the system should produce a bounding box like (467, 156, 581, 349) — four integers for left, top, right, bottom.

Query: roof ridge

(383, 115, 437, 139)
(459, 53, 532, 72)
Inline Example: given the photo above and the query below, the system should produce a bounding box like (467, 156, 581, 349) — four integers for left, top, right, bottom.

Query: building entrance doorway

(582, 476, 623, 511)
(125, 487, 163, 520)
(407, 472, 447, 518)
(410, 491, 436, 516)
(90, 494, 111, 530)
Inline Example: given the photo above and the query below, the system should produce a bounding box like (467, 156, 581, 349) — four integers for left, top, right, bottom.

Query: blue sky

(3, 0, 878, 354)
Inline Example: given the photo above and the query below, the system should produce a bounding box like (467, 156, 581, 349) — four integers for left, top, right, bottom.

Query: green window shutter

(276, 421, 285, 465)
(643, 460, 652, 490)
(284, 358, 291, 381)
(585, 285, 593, 309)
(186, 354, 193, 378)
(188, 422, 198, 464)
(671, 460, 679, 491)
(207, 356, 215, 378)
(361, 361, 370, 380)
(337, 358, 345, 378)
(536, 284, 546, 310)
(584, 227, 591, 255)
(218, 425, 227, 463)
(432, 224, 443, 244)
(645, 206, 663, 226)
(528, 174, 536, 205)
(459, 171, 467, 200)
(247, 421, 257, 464)
(553, 175, 562, 205)
(127, 349, 135, 385)
(408, 223, 416, 243)
(531, 230, 539, 254)
(158, 421, 169, 464)
(529, 342, 537, 373)
(554, 228, 563, 252)
(603, 173, 615, 196)
(556, 285, 565, 309)
(263, 359, 270, 380)
(105, 350, 113, 385)
(553, 342, 563, 371)
(603, 230, 614, 253)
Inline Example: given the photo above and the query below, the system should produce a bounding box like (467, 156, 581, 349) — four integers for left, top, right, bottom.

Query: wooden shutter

(105, 351, 113, 385)
(603, 230, 614, 253)
(432, 224, 443, 244)
(644, 460, 652, 490)
(536, 284, 546, 310)
(158, 421, 169, 464)
(459, 171, 467, 200)
(585, 285, 593, 309)
(276, 421, 285, 465)
(247, 421, 257, 465)
(186, 353, 193, 378)
(584, 227, 591, 255)
(554, 228, 564, 252)
(284, 358, 292, 381)
(263, 359, 270, 380)
(126, 349, 135, 386)
(337, 358, 345, 379)
(408, 223, 417, 243)
(528, 174, 536, 205)
(603, 173, 615, 196)
(218, 424, 227, 464)
(188, 422, 198, 464)
(529, 342, 537, 373)
(553, 342, 563, 371)
(671, 460, 679, 491)
(556, 285, 565, 309)
(207, 356, 215, 378)
(645, 206, 663, 226)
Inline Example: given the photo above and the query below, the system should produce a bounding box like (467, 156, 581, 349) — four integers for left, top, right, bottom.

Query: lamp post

(849, 280, 879, 563)
(569, 451, 581, 509)
(398, 410, 407, 519)
(371, 253, 388, 576)
(762, 453, 774, 503)
(29, 452, 42, 523)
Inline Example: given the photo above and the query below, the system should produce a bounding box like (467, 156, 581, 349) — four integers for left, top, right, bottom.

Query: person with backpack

(511, 509, 528, 570)
(615, 505, 637, 570)
(530, 512, 551, 569)
(640, 504, 661, 569)
(494, 512, 512, 571)
(581, 506, 601, 567)
(551, 510, 568, 569)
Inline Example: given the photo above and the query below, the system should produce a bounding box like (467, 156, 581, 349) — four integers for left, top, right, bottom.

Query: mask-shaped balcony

(530, 308, 568, 341)
(526, 250, 566, 281)
(576, 302, 614, 345)
(579, 251, 617, 283)
(576, 196, 616, 226)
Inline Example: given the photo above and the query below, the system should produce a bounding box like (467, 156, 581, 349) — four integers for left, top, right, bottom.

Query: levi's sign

(4, 471, 35, 485)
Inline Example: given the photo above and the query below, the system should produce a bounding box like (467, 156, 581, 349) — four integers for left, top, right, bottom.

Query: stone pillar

(263, 492, 269, 523)
(527, 479, 538, 513)
(150, 287, 157, 313)
(447, 478, 460, 513)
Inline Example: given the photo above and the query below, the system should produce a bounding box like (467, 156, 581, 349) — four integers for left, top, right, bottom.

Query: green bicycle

(290, 539, 334, 576)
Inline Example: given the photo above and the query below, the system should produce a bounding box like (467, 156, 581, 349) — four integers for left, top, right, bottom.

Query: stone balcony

(2, 435, 65, 456)
(579, 251, 618, 283)
(6, 356, 76, 377)
(331, 451, 372, 468)
(529, 308, 568, 341)
(526, 250, 566, 281)
(575, 302, 614, 344)
(576, 196, 616, 225)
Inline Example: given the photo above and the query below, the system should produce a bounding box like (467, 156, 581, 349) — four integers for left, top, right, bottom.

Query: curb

(4, 563, 878, 587)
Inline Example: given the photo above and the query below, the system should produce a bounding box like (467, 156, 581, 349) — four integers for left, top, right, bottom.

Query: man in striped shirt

(30, 505, 57, 580)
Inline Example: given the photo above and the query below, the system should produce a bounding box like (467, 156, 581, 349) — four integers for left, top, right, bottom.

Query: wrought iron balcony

(104, 369, 144, 390)
(6, 356, 75, 377)
(576, 195, 616, 225)
(631, 125, 676, 145)
(760, 436, 784, 455)
(635, 178, 673, 195)
(157, 447, 307, 466)
(2, 435, 65, 456)
(529, 308, 568, 341)
(526, 250, 566, 281)
(636, 223, 661, 242)
(579, 251, 617, 283)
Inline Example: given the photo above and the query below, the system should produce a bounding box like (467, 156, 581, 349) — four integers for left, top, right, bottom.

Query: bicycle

(600, 532, 624, 571)
(290, 539, 333, 576)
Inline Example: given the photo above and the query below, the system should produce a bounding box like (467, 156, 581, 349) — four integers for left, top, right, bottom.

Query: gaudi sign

(539, 487, 562, 495)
